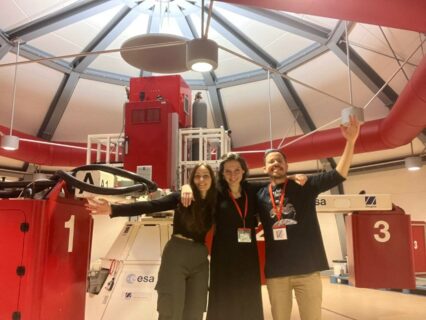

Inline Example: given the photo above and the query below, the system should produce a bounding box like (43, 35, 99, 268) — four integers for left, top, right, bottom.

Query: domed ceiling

(0, 0, 425, 177)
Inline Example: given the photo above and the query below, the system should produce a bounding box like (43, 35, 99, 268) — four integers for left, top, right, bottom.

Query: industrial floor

(261, 276, 426, 320)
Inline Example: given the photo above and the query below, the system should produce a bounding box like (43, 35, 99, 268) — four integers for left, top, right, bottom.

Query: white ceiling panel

(89, 14, 150, 76)
(158, 17, 185, 37)
(350, 24, 425, 65)
(89, 51, 140, 77)
(53, 79, 126, 142)
(2, 0, 80, 30)
(0, 53, 63, 135)
(214, 6, 286, 46)
(27, 4, 125, 63)
(284, 12, 339, 30)
(214, 54, 260, 78)
(266, 32, 315, 63)
(221, 79, 303, 148)
(350, 25, 422, 96)
(215, 6, 316, 62)
(352, 45, 413, 96)
(289, 51, 390, 128)
(0, 1, 27, 30)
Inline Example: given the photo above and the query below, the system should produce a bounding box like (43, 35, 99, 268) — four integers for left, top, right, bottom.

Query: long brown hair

(179, 163, 217, 235)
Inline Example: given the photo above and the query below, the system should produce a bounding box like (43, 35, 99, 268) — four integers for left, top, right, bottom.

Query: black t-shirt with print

(257, 170, 345, 278)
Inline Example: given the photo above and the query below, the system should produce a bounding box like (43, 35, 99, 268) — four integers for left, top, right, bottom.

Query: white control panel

(316, 194, 392, 212)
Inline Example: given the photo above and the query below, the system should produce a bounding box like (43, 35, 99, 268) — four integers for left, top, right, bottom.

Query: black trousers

(156, 236, 209, 320)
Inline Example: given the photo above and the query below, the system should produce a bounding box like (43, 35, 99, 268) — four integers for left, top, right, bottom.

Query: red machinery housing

(411, 221, 426, 274)
(124, 75, 192, 189)
(346, 206, 416, 289)
(0, 182, 93, 320)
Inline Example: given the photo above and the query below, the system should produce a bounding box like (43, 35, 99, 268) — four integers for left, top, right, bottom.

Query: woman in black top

(207, 153, 264, 320)
(86, 163, 217, 320)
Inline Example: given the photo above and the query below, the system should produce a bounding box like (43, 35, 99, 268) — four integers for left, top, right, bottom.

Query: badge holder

(237, 228, 252, 243)
(273, 225, 287, 240)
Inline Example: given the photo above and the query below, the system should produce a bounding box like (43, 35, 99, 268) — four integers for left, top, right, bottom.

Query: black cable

(55, 164, 157, 195)
(69, 164, 157, 192)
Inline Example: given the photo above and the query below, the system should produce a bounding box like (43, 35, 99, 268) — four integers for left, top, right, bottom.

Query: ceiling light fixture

(186, 37, 218, 72)
(119, 1, 218, 74)
(405, 142, 422, 171)
(186, 0, 217, 73)
(405, 156, 422, 171)
(1, 40, 21, 151)
(1, 135, 19, 151)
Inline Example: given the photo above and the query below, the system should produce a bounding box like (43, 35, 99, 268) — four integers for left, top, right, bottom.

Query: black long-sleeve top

(110, 192, 212, 243)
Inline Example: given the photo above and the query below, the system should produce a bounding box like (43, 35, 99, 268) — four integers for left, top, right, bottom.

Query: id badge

(272, 226, 287, 241)
(237, 228, 252, 243)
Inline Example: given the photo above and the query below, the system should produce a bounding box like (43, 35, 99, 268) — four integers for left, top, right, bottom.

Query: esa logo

(126, 273, 155, 284)
(315, 198, 327, 206)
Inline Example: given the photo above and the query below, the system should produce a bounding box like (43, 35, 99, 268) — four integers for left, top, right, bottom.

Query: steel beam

(215, 43, 327, 88)
(37, 72, 80, 140)
(277, 43, 328, 72)
(271, 73, 316, 133)
(7, 0, 123, 42)
(18, 44, 73, 74)
(0, 31, 12, 59)
(81, 68, 130, 86)
(215, 2, 330, 44)
(210, 7, 277, 67)
(327, 22, 398, 108)
(73, 5, 140, 72)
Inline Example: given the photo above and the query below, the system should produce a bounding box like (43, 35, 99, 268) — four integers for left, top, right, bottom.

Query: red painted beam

(0, 127, 87, 167)
(217, 0, 426, 32)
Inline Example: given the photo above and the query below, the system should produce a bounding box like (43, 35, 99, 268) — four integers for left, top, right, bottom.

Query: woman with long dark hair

(86, 163, 217, 320)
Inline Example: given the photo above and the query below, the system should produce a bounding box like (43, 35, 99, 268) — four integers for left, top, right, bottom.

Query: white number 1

(64, 215, 75, 253)
(373, 220, 391, 243)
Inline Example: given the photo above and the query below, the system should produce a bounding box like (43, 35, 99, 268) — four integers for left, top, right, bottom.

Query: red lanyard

(229, 190, 248, 228)
(268, 180, 287, 221)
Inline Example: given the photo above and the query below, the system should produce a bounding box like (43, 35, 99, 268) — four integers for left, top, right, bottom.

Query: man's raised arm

(336, 114, 360, 178)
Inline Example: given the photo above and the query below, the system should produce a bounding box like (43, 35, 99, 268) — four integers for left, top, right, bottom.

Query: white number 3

(373, 220, 391, 243)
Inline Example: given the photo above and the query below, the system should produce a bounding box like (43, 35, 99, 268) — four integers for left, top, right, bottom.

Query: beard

(268, 168, 286, 179)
